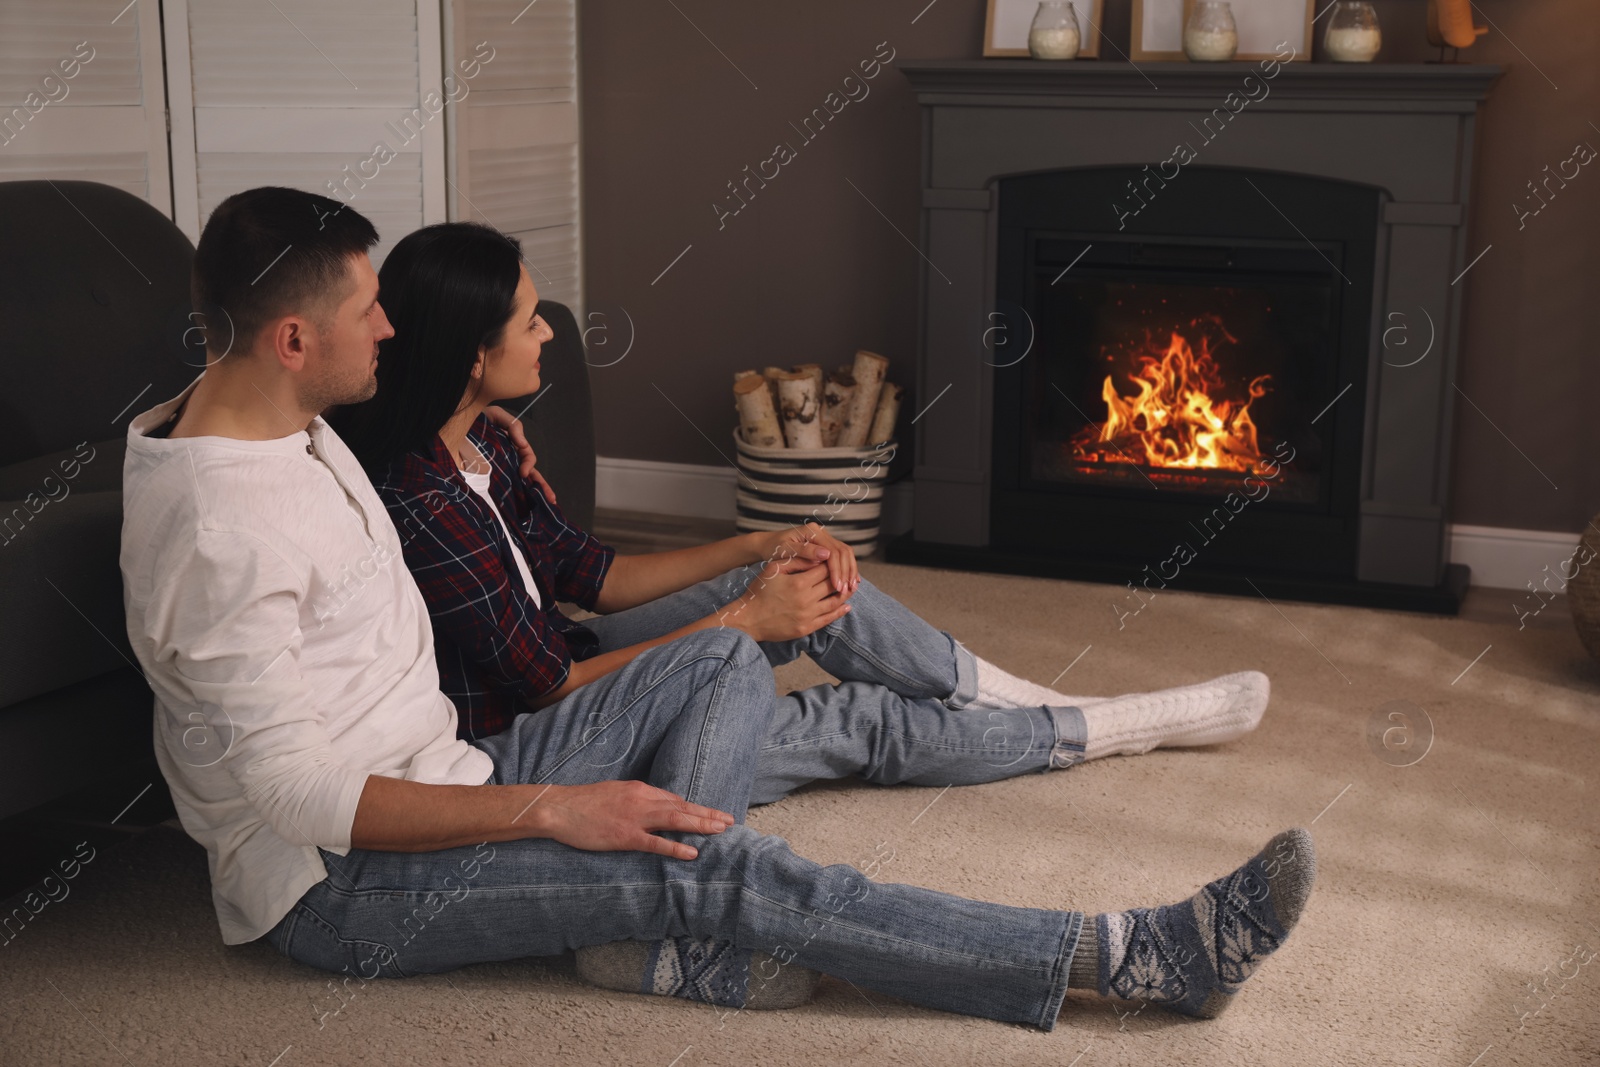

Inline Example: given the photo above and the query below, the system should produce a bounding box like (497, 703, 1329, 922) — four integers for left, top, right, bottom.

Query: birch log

(774, 369, 824, 449)
(821, 370, 855, 447)
(733, 369, 762, 408)
(761, 366, 785, 407)
(735, 374, 784, 448)
(792, 363, 825, 400)
(868, 382, 903, 445)
(835, 349, 889, 448)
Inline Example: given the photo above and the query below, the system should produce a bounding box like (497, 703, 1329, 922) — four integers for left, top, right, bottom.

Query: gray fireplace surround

(891, 59, 1500, 607)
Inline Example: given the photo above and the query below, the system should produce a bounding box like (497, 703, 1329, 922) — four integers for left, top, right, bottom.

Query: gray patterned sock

(1068, 918, 1100, 988)
(575, 937, 821, 1010)
(1069, 828, 1316, 1018)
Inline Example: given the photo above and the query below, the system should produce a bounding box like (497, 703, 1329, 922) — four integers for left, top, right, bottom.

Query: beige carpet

(3, 560, 1597, 1067)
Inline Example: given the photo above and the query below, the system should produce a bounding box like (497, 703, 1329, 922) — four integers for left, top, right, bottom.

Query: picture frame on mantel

(1131, 0, 1315, 61)
(984, 0, 1106, 59)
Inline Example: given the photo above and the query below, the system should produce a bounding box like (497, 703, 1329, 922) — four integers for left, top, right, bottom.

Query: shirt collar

(129, 370, 319, 454)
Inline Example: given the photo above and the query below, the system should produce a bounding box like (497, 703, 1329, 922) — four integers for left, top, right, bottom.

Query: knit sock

(1066, 828, 1316, 1019)
(1071, 670, 1269, 761)
(970, 654, 1108, 710)
(574, 937, 821, 1010)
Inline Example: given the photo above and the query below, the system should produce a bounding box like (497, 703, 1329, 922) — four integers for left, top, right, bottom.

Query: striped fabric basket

(732, 429, 897, 557)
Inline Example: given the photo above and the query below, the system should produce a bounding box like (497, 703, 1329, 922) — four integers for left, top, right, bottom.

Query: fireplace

(991, 165, 1377, 578)
(889, 60, 1501, 612)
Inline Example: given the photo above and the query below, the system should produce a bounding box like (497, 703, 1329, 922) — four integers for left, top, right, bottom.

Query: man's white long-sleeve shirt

(120, 373, 493, 944)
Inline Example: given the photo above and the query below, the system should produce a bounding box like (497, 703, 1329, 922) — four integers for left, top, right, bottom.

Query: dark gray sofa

(0, 179, 596, 822)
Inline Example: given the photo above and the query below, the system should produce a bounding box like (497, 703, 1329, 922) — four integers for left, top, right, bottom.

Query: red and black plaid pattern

(370, 413, 614, 741)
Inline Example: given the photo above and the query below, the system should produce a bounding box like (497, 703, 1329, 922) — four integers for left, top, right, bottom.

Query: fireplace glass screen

(1020, 240, 1340, 508)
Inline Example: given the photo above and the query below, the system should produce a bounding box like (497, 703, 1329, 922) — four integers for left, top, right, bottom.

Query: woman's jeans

(267, 627, 1084, 1029)
(582, 562, 1087, 802)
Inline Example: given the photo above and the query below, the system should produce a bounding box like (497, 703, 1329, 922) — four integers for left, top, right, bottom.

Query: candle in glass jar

(1325, 1, 1381, 62)
(1184, 26, 1238, 61)
(1028, 2, 1082, 60)
(1331, 25, 1382, 60)
(1325, 25, 1381, 61)
(1029, 24, 1081, 59)
(1183, 1, 1238, 61)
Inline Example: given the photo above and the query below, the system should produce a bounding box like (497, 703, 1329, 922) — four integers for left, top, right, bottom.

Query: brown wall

(578, 0, 1600, 532)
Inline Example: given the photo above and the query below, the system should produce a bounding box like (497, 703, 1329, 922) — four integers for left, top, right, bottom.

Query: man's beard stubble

(303, 352, 380, 416)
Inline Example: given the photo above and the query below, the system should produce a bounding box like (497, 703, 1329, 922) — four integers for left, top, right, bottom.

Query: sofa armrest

(0, 489, 135, 711)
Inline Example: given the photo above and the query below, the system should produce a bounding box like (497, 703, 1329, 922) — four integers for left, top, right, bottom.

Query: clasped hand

(759, 520, 859, 596)
(723, 550, 855, 643)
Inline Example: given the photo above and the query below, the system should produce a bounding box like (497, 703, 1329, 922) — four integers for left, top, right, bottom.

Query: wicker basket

(1568, 516, 1600, 660)
(732, 429, 897, 557)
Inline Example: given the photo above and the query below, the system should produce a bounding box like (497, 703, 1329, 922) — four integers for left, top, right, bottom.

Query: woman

(328, 222, 1282, 1007)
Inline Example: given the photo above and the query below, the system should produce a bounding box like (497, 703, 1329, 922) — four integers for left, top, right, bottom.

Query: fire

(1071, 327, 1270, 473)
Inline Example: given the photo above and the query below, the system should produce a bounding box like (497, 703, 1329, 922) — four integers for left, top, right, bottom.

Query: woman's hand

(524, 781, 735, 861)
(720, 558, 852, 643)
(758, 521, 859, 596)
(483, 405, 558, 506)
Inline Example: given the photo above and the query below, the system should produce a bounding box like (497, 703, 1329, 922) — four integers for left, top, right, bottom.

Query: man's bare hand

(349, 776, 732, 855)
(483, 405, 558, 505)
(521, 781, 735, 861)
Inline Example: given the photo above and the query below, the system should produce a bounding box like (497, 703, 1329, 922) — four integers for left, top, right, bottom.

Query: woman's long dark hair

(329, 222, 524, 473)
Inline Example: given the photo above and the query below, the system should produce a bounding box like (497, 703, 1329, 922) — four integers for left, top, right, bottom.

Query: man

(119, 187, 1314, 1027)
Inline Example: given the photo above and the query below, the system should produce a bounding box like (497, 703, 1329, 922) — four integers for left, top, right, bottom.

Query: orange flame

(1071, 328, 1270, 473)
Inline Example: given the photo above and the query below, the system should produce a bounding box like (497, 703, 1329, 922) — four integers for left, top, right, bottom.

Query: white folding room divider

(0, 0, 172, 213)
(444, 0, 584, 311)
(163, 0, 449, 266)
(1, 0, 583, 294)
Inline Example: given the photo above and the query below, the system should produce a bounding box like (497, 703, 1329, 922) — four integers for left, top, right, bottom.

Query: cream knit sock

(969, 654, 1107, 710)
(1076, 670, 1269, 760)
(968, 657, 1267, 761)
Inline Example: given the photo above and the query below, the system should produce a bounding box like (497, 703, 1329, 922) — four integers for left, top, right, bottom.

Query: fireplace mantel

(898, 58, 1501, 102)
(889, 59, 1501, 609)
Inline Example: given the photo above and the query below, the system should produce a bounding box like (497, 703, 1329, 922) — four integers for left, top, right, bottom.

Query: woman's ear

(472, 348, 486, 380)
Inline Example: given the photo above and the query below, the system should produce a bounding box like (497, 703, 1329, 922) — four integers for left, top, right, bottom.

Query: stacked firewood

(733, 350, 903, 449)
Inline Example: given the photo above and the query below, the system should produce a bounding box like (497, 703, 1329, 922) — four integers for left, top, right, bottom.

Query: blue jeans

(582, 563, 1087, 802)
(267, 628, 1083, 1028)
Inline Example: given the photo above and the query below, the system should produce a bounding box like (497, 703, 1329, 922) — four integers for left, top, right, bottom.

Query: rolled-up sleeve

(544, 501, 614, 611)
(148, 528, 368, 850)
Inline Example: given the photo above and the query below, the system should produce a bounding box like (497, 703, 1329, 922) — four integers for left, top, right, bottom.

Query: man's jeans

(582, 562, 1087, 802)
(267, 628, 1083, 1029)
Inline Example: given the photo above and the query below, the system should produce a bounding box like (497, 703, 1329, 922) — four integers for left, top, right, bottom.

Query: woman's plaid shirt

(371, 413, 614, 741)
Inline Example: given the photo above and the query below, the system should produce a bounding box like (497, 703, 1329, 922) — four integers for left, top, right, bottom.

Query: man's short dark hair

(192, 187, 380, 357)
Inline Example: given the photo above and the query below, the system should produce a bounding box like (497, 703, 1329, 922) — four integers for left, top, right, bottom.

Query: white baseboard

(1447, 523, 1583, 591)
(597, 457, 1582, 589)
(596, 456, 737, 520)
